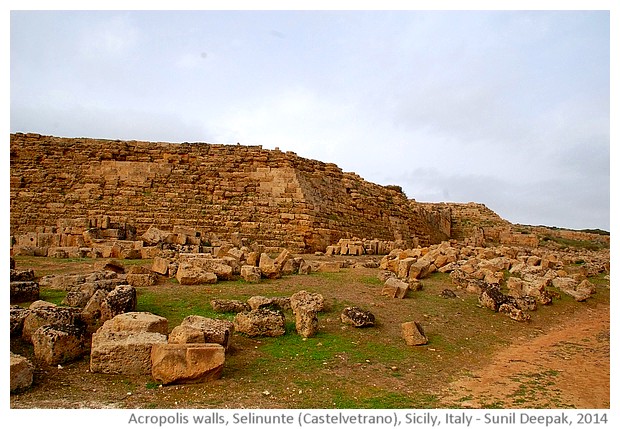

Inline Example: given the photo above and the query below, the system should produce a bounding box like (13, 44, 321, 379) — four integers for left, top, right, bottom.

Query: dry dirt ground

(439, 302, 610, 408)
(10, 255, 611, 409)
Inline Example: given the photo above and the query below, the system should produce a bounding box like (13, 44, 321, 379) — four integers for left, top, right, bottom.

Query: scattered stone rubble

(379, 240, 609, 322)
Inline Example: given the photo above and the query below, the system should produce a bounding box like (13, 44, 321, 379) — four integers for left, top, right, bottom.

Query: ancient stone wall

(10, 133, 451, 253)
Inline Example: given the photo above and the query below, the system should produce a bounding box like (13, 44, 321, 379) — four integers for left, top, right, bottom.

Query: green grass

(11, 255, 609, 409)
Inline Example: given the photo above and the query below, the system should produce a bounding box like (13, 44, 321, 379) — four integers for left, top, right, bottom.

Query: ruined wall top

(10, 133, 451, 252)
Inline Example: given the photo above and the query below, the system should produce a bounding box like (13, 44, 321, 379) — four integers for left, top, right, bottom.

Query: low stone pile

(152, 247, 314, 285)
(379, 240, 609, 322)
(325, 238, 403, 256)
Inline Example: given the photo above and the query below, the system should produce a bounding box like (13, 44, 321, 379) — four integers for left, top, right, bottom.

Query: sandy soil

(440, 301, 610, 408)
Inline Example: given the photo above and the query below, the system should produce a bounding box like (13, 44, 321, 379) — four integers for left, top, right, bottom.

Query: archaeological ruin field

(9, 133, 610, 409)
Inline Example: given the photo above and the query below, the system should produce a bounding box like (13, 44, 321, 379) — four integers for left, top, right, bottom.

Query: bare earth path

(440, 302, 610, 409)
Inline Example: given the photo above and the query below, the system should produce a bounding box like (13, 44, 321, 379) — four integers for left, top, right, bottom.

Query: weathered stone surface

(176, 263, 218, 285)
(553, 277, 596, 301)
(233, 309, 286, 337)
(93, 260, 125, 274)
(440, 289, 457, 299)
(290, 290, 324, 338)
(290, 290, 325, 313)
(382, 277, 409, 299)
(10, 281, 40, 304)
(10, 352, 34, 393)
(151, 343, 225, 385)
(211, 299, 251, 313)
(10, 305, 30, 336)
(141, 226, 172, 246)
(90, 330, 168, 375)
(32, 323, 88, 365)
(126, 273, 157, 287)
(151, 257, 170, 275)
(408, 259, 432, 280)
(340, 307, 375, 328)
(294, 308, 318, 338)
(97, 311, 169, 335)
(258, 253, 281, 279)
(478, 286, 511, 312)
(100, 285, 137, 321)
(240, 265, 262, 282)
(10, 268, 35, 282)
(317, 261, 342, 273)
(22, 305, 82, 343)
(169, 315, 234, 350)
(247, 295, 291, 311)
(401, 321, 428, 345)
(499, 303, 531, 322)
(81, 289, 109, 331)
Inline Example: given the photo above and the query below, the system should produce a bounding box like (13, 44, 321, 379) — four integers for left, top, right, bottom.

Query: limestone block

(90, 330, 168, 375)
(100, 285, 137, 321)
(233, 309, 286, 337)
(98, 312, 169, 335)
(10, 269, 35, 282)
(10, 305, 30, 337)
(22, 305, 82, 343)
(382, 277, 409, 299)
(294, 309, 318, 338)
(499, 303, 531, 322)
(10, 352, 34, 393)
(168, 315, 234, 350)
(401, 321, 428, 346)
(397, 258, 415, 279)
(10, 281, 40, 304)
(141, 226, 172, 245)
(151, 343, 225, 385)
(340, 307, 375, 328)
(317, 261, 342, 273)
(210, 299, 251, 313)
(408, 259, 431, 280)
(259, 253, 281, 279)
(247, 296, 291, 311)
(240, 265, 262, 282)
(151, 257, 170, 275)
(32, 323, 88, 365)
(126, 273, 157, 287)
(176, 263, 218, 285)
(290, 290, 325, 313)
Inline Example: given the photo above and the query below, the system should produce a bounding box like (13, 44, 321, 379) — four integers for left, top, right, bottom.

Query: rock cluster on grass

(379, 240, 609, 322)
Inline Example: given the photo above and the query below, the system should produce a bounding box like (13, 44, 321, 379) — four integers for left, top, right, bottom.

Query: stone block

(90, 330, 168, 375)
(10, 281, 40, 304)
(98, 312, 169, 335)
(151, 343, 225, 385)
(233, 309, 286, 337)
(22, 306, 82, 343)
(340, 307, 375, 328)
(32, 323, 88, 365)
(382, 277, 409, 299)
(401, 321, 428, 346)
(240, 265, 262, 282)
(151, 256, 170, 275)
(100, 285, 137, 321)
(10, 352, 34, 393)
(176, 263, 218, 285)
(168, 315, 234, 350)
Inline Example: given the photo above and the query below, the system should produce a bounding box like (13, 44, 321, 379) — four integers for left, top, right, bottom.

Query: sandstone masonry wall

(10, 133, 451, 252)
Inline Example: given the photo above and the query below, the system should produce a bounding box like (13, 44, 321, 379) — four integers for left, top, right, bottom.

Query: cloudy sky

(9, 6, 611, 231)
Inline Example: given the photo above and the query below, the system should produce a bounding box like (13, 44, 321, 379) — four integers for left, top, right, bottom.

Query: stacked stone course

(10, 133, 451, 252)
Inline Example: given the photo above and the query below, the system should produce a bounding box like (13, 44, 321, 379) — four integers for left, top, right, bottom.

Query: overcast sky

(9, 7, 611, 231)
